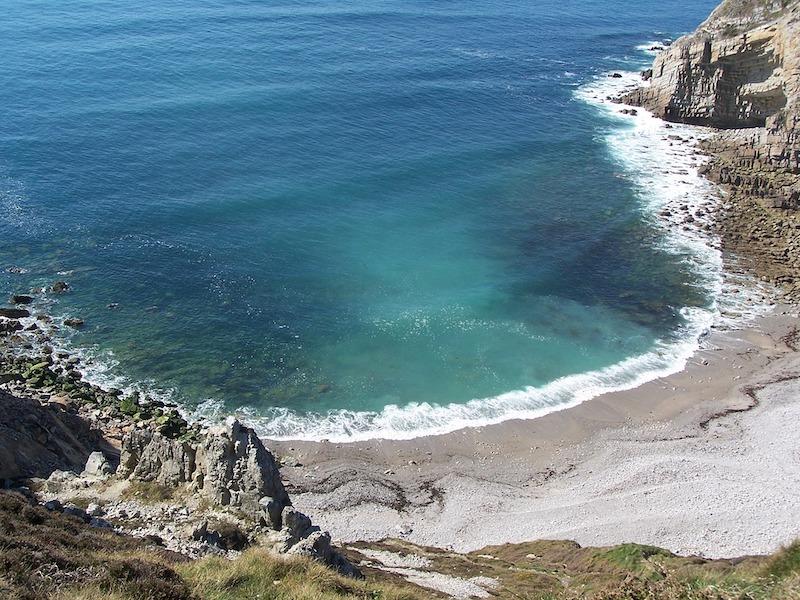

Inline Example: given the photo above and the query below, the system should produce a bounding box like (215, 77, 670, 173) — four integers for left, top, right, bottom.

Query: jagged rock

(64, 318, 84, 328)
(195, 420, 288, 521)
(10, 295, 33, 305)
(116, 417, 360, 574)
(119, 418, 289, 527)
(0, 308, 30, 319)
(118, 428, 196, 487)
(51, 281, 70, 294)
(83, 452, 113, 477)
(281, 506, 312, 540)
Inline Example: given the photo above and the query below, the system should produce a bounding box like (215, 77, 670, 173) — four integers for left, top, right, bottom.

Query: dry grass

(121, 480, 175, 503)
(3, 490, 800, 600)
(0, 492, 424, 600)
(0, 492, 193, 600)
(177, 549, 423, 600)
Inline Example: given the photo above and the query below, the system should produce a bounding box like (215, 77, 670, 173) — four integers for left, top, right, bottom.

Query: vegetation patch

(121, 480, 175, 503)
(3, 491, 800, 599)
(595, 542, 674, 571)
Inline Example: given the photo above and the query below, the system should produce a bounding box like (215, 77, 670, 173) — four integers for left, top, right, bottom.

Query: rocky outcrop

(622, 0, 800, 298)
(116, 417, 359, 575)
(622, 1, 799, 130)
(118, 418, 290, 528)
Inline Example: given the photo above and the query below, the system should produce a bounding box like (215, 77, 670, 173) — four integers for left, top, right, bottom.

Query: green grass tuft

(597, 543, 673, 570)
(765, 539, 800, 579)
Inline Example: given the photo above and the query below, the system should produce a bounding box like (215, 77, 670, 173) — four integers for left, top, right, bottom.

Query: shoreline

(261, 68, 800, 556)
(271, 306, 800, 557)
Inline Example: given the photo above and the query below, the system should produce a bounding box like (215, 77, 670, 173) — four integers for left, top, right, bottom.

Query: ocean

(1, 0, 736, 441)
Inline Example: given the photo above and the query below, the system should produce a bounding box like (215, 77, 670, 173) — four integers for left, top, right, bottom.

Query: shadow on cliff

(0, 390, 110, 482)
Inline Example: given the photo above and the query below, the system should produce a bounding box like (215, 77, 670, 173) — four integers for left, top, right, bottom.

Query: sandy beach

(270, 307, 800, 558)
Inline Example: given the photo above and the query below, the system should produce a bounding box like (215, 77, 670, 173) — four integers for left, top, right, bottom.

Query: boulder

(287, 530, 361, 578)
(43, 499, 63, 512)
(43, 471, 79, 494)
(86, 502, 104, 517)
(51, 281, 70, 294)
(281, 506, 312, 540)
(63, 504, 89, 522)
(287, 530, 333, 561)
(192, 520, 249, 551)
(89, 517, 113, 529)
(64, 318, 85, 328)
(83, 452, 113, 477)
(10, 295, 33, 305)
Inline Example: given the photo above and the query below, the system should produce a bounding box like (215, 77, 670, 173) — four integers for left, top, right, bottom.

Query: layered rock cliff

(622, 0, 800, 297)
(623, 0, 799, 131)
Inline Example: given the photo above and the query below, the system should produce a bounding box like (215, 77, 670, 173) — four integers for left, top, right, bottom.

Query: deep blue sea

(0, 0, 722, 440)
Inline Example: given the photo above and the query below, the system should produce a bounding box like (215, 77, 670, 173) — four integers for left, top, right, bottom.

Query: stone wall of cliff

(623, 0, 799, 130)
(623, 0, 800, 297)
(622, 0, 799, 200)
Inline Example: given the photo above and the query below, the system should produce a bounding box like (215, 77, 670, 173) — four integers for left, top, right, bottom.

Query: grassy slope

(1, 492, 799, 600)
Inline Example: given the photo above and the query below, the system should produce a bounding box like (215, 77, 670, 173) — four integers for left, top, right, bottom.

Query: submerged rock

(0, 308, 30, 319)
(10, 295, 33, 305)
(0, 320, 23, 335)
(51, 281, 70, 294)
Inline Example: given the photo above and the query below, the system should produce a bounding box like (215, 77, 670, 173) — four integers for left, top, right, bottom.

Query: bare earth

(270, 308, 800, 558)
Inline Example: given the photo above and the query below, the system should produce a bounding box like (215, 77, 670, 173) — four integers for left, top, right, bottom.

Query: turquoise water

(0, 0, 718, 440)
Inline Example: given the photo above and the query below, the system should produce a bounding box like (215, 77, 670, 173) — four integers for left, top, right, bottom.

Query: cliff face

(624, 0, 799, 130)
(623, 0, 799, 204)
(623, 0, 800, 298)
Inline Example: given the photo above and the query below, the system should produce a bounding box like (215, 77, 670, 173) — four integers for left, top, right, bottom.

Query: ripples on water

(0, 0, 723, 440)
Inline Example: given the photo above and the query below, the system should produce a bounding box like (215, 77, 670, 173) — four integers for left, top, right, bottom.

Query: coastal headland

(2, 0, 800, 598)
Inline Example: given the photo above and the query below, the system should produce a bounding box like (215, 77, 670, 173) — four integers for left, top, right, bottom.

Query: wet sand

(269, 307, 800, 557)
